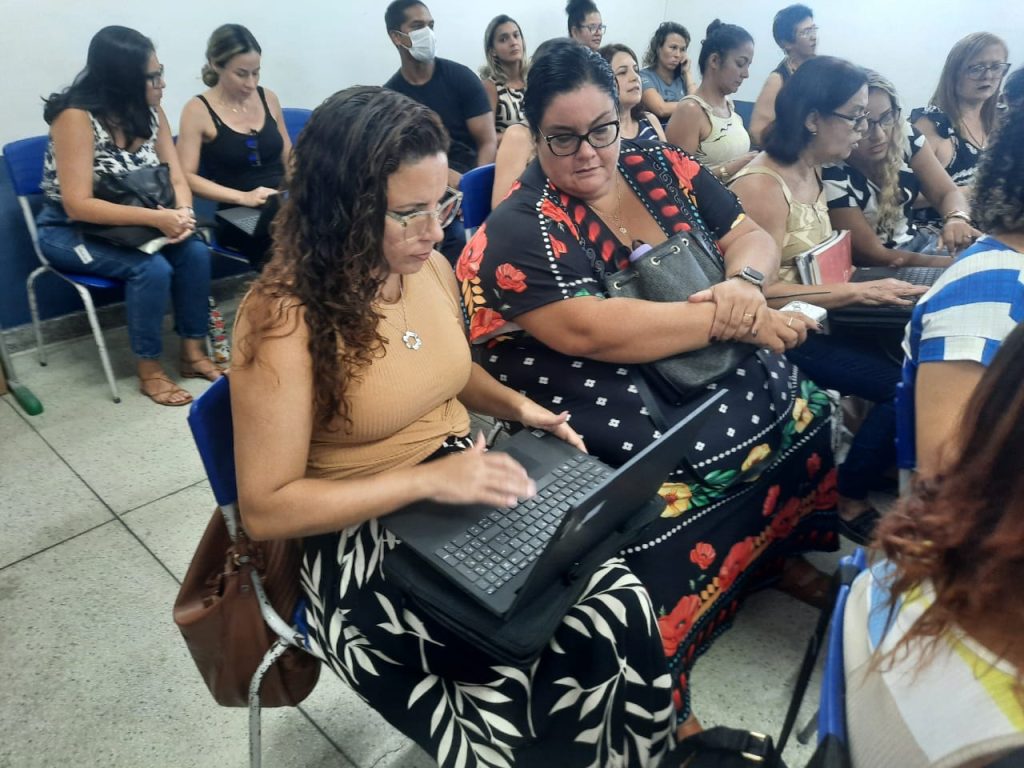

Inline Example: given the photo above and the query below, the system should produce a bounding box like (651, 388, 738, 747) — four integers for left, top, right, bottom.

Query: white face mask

(404, 26, 437, 62)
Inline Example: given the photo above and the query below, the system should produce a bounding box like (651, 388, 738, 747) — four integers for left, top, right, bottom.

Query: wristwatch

(730, 266, 765, 290)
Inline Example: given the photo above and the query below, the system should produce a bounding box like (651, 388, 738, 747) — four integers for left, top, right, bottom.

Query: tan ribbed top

(307, 253, 472, 480)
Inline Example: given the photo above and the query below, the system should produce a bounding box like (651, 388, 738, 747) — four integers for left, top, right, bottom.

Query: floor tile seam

(294, 704, 351, 761)
(366, 742, 414, 768)
(0, 516, 119, 573)
(117, 475, 211, 517)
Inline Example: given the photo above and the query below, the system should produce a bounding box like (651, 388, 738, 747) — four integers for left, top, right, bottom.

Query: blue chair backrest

(733, 100, 755, 128)
(187, 375, 238, 508)
(818, 547, 867, 745)
(460, 163, 496, 230)
(281, 108, 313, 145)
(3, 135, 48, 196)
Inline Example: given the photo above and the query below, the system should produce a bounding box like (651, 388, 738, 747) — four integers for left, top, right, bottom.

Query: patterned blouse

(910, 105, 982, 188)
(41, 108, 161, 204)
(823, 122, 927, 248)
(488, 77, 525, 135)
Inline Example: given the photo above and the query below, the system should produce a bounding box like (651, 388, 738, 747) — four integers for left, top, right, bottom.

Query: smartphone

(780, 300, 827, 324)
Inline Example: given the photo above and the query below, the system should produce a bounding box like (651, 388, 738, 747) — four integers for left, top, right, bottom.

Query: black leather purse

(82, 163, 175, 253)
(603, 233, 757, 404)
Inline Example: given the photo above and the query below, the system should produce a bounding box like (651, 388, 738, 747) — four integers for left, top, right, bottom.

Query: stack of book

(795, 230, 852, 285)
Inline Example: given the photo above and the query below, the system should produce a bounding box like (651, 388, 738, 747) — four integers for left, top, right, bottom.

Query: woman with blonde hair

(913, 32, 1010, 219)
(480, 14, 527, 140)
(177, 23, 291, 271)
(823, 70, 978, 267)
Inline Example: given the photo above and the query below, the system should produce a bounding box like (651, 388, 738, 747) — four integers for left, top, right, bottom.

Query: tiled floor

(0, 301, 852, 767)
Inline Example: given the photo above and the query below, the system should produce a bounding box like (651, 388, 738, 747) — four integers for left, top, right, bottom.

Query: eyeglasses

(864, 110, 899, 132)
(796, 25, 819, 39)
(964, 61, 1011, 80)
(245, 130, 261, 167)
(830, 110, 870, 131)
(543, 120, 620, 156)
(386, 187, 463, 240)
(145, 66, 165, 86)
(577, 23, 607, 35)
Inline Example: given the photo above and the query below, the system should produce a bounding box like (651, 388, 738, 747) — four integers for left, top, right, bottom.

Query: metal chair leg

(26, 267, 48, 366)
(73, 283, 121, 403)
(797, 708, 819, 744)
(248, 639, 291, 768)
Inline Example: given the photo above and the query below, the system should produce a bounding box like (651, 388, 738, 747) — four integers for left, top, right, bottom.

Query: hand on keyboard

(852, 279, 928, 307)
(516, 402, 588, 453)
(427, 432, 537, 508)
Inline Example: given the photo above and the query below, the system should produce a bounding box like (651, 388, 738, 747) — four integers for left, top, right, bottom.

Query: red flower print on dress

(717, 537, 755, 593)
(806, 452, 822, 478)
(549, 234, 568, 259)
(663, 148, 701, 189)
(658, 594, 702, 657)
(689, 542, 716, 570)
(815, 467, 839, 510)
(540, 198, 579, 239)
(495, 263, 528, 293)
(469, 307, 506, 342)
(769, 497, 801, 540)
(762, 484, 781, 517)
(455, 224, 488, 282)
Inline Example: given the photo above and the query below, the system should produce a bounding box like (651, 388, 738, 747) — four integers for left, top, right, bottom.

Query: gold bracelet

(943, 209, 972, 225)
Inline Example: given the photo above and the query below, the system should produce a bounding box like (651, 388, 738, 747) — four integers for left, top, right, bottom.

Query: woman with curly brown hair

(903, 67, 1024, 476)
(230, 85, 676, 766)
(844, 321, 1024, 767)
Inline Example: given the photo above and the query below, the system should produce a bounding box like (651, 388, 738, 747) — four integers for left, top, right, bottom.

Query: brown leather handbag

(173, 507, 321, 707)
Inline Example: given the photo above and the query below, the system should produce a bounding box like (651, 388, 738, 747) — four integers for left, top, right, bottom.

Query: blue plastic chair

(186, 375, 315, 768)
(733, 99, 755, 128)
(459, 162, 496, 234)
(895, 377, 916, 494)
(817, 547, 868, 749)
(281, 107, 313, 144)
(3, 135, 124, 402)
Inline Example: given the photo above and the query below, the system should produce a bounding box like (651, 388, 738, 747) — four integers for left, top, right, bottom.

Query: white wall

(2, 0, 1021, 148)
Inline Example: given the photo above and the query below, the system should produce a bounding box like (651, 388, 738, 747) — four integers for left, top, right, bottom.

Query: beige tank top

(681, 94, 751, 166)
(306, 253, 472, 480)
(728, 165, 831, 283)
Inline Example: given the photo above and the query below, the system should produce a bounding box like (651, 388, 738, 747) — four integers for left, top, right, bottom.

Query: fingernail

(752, 330, 758, 337)
(710, 335, 718, 342)
(817, 323, 824, 330)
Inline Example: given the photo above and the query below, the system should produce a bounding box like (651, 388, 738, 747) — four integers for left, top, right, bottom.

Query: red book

(796, 230, 852, 285)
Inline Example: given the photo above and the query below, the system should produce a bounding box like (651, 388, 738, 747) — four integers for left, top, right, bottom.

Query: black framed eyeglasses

(145, 66, 165, 87)
(964, 61, 1011, 81)
(864, 110, 899, 132)
(543, 120, 620, 157)
(830, 110, 870, 132)
(245, 130, 261, 167)
(385, 187, 463, 240)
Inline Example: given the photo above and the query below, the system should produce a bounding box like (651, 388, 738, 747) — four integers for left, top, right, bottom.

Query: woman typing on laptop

(230, 86, 677, 766)
(177, 24, 290, 271)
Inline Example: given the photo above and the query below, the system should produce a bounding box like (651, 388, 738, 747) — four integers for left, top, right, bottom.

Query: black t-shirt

(385, 58, 491, 174)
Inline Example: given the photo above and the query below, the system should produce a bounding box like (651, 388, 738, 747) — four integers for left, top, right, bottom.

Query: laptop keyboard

(894, 266, 944, 286)
(232, 211, 262, 233)
(433, 454, 612, 595)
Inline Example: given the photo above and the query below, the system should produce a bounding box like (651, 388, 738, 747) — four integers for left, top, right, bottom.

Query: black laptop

(215, 192, 282, 237)
(382, 389, 726, 619)
(830, 265, 945, 326)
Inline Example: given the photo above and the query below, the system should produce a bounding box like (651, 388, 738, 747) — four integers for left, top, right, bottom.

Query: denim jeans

(786, 333, 900, 500)
(36, 215, 211, 360)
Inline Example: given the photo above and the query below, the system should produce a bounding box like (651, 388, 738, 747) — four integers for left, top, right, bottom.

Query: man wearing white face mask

(385, 0, 497, 262)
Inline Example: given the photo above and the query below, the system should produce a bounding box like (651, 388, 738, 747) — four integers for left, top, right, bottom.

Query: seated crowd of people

(29, 0, 1023, 765)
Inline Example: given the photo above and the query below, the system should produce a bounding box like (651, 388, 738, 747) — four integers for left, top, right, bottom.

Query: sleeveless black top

(773, 58, 793, 83)
(197, 86, 285, 194)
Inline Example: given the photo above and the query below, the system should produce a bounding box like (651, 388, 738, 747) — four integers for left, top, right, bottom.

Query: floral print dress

(458, 141, 839, 718)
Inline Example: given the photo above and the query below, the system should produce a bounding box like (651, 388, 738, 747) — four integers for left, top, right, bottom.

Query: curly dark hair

(642, 21, 690, 77)
(240, 86, 449, 430)
(874, 321, 1024, 684)
(971, 67, 1024, 234)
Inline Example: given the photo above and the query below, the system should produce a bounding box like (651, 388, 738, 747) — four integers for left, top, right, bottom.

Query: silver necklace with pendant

(381, 278, 422, 350)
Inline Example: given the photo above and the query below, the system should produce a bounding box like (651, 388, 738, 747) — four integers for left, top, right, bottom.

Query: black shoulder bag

(82, 163, 175, 253)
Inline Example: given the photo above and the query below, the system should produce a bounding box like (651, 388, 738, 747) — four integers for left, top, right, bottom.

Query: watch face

(742, 267, 765, 284)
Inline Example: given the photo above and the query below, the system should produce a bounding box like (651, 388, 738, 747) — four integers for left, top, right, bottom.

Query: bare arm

(51, 108, 192, 240)
(914, 359, 984, 477)
(645, 112, 667, 141)
(231, 299, 534, 540)
(665, 99, 708, 154)
(264, 88, 293, 171)
(913, 116, 954, 169)
(641, 88, 677, 121)
(911, 139, 979, 254)
(467, 112, 497, 167)
(749, 74, 783, 147)
(491, 125, 533, 209)
(828, 206, 952, 269)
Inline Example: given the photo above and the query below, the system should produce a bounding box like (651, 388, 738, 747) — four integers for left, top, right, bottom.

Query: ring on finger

(786, 316, 795, 328)
(742, 312, 755, 322)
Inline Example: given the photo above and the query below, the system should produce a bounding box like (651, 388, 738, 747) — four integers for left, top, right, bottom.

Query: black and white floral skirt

(301, 436, 675, 768)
